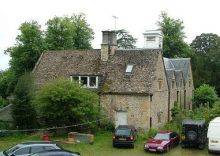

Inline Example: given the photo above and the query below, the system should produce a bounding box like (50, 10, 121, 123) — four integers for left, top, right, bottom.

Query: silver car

(0, 141, 61, 156)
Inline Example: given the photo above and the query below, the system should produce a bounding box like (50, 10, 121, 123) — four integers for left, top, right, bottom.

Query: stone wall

(184, 65, 194, 110)
(150, 53, 169, 128)
(169, 83, 177, 120)
(100, 94, 150, 130)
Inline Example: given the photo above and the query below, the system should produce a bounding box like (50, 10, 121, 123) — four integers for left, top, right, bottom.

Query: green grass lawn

(0, 131, 212, 156)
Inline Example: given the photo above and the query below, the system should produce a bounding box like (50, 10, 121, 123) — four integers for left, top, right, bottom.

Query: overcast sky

(1, 0, 220, 70)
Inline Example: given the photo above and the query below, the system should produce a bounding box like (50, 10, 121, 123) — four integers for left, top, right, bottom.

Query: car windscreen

(183, 124, 198, 132)
(115, 128, 131, 136)
(3, 145, 20, 155)
(154, 133, 169, 140)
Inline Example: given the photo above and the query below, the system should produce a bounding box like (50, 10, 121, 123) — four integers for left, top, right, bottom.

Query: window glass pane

(80, 77, 87, 86)
(158, 80, 162, 90)
(44, 146, 55, 150)
(146, 36, 156, 41)
(126, 65, 133, 73)
(31, 146, 44, 153)
(14, 147, 30, 155)
(5, 145, 20, 155)
(172, 80, 175, 89)
(72, 76, 79, 81)
(116, 129, 131, 136)
(89, 77, 96, 87)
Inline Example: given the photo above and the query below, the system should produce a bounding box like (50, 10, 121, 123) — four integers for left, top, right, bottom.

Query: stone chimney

(143, 30, 163, 49)
(101, 30, 117, 61)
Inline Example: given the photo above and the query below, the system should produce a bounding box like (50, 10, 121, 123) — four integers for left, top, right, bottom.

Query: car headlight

(144, 144, 149, 148)
(157, 146, 163, 150)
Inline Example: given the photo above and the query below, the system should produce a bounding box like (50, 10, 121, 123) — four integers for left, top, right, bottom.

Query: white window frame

(70, 76, 98, 88)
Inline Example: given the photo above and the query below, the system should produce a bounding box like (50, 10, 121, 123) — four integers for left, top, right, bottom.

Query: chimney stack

(101, 30, 117, 61)
(143, 30, 163, 49)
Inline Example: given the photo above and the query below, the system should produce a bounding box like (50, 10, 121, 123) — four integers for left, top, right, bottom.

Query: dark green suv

(181, 119, 207, 149)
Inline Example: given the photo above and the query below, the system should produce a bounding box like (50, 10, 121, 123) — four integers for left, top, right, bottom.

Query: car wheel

(113, 143, 116, 148)
(198, 144, 205, 150)
(131, 143, 134, 148)
(181, 143, 186, 148)
(166, 145, 170, 152)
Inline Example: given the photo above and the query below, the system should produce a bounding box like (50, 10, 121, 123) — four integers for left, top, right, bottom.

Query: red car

(144, 131, 180, 153)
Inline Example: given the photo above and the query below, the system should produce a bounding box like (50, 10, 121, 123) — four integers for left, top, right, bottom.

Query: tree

(71, 13, 94, 49)
(191, 33, 219, 54)
(45, 16, 75, 50)
(190, 33, 220, 94)
(45, 13, 94, 50)
(0, 69, 17, 98)
(209, 101, 220, 120)
(193, 84, 219, 108)
(157, 12, 191, 58)
(12, 73, 37, 129)
(5, 21, 45, 77)
(116, 29, 137, 49)
(33, 78, 100, 129)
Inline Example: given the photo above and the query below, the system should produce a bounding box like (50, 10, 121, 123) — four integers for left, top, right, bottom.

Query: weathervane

(112, 16, 118, 31)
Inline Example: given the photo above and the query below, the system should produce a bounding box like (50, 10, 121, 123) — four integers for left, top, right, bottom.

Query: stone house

(33, 30, 193, 130)
(164, 57, 194, 115)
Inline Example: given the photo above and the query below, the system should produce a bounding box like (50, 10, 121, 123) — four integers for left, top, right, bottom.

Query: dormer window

(126, 64, 134, 73)
(71, 76, 98, 88)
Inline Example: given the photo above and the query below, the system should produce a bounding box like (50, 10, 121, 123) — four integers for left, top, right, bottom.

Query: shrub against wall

(33, 78, 100, 130)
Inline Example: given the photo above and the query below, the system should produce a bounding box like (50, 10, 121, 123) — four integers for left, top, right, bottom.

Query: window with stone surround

(158, 79, 163, 90)
(71, 76, 98, 88)
(180, 79, 183, 88)
(172, 79, 175, 89)
(189, 79, 191, 87)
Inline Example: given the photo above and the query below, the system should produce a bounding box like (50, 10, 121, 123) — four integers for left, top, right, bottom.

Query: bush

(33, 78, 101, 131)
(209, 101, 220, 121)
(0, 96, 5, 108)
(139, 128, 158, 141)
(99, 120, 115, 132)
(193, 84, 219, 108)
(162, 121, 180, 133)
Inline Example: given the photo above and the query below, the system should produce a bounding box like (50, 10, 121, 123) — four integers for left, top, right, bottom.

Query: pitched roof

(101, 49, 161, 94)
(33, 49, 162, 94)
(33, 49, 101, 86)
(163, 58, 175, 70)
(169, 58, 191, 80)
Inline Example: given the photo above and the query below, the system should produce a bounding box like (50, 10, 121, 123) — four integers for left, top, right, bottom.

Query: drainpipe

(168, 90, 170, 122)
(150, 94, 153, 128)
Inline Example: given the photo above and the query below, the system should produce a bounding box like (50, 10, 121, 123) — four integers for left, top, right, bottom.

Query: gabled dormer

(143, 30, 163, 49)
